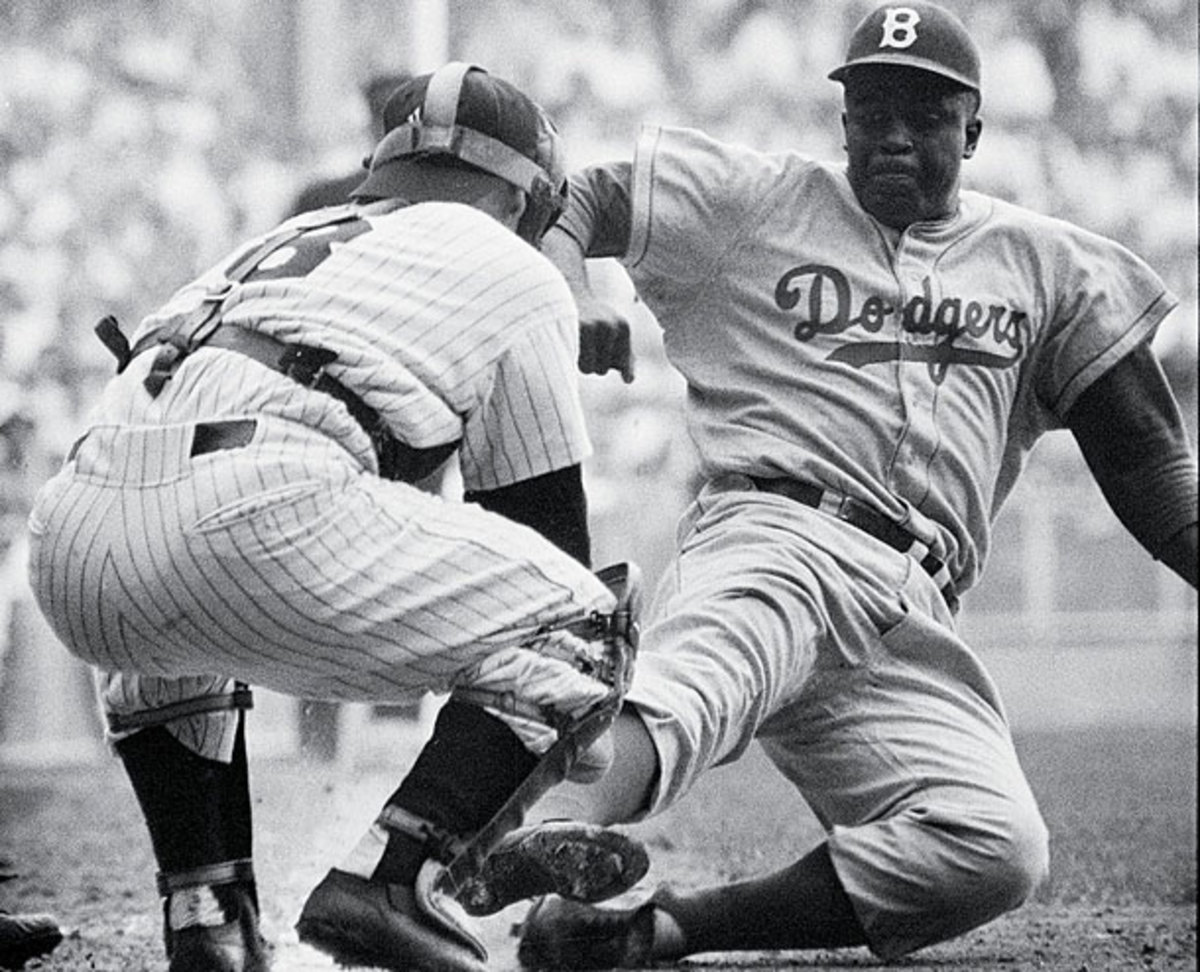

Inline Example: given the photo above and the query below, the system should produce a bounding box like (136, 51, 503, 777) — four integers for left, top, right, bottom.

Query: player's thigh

(759, 607, 1038, 831)
(180, 469, 608, 694)
(627, 518, 834, 810)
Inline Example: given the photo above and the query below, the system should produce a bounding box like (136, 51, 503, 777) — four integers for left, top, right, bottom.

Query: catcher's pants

(26, 416, 614, 762)
(623, 475, 1049, 960)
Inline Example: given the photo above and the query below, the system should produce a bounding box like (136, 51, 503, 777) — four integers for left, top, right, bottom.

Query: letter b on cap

(879, 7, 921, 49)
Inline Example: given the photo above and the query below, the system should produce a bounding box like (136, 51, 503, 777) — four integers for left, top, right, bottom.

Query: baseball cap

(352, 62, 567, 240)
(829, 2, 981, 91)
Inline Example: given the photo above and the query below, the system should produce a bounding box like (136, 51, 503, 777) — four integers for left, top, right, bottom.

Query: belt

(202, 327, 381, 443)
(182, 328, 458, 482)
(194, 328, 458, 483)
(748, 476, 958, 612)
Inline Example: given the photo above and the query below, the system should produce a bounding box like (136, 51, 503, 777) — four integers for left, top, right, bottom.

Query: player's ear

(507, 183, 528, 221)
(495, 183, 528, 231)
(473, 180, 526, 231)
(963, 115, 982, 159)
(961, 92, 982, 159)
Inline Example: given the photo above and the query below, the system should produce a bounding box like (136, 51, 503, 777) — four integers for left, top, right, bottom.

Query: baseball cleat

(453, 821, 650, 916)
(164, 886, 272, 972)
(0, 910, 63, 970)
(296, 867, 487, 972)
(516, 894, 658, 971)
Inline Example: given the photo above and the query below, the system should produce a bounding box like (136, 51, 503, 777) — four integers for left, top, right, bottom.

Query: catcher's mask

(353, 62, 567, 244)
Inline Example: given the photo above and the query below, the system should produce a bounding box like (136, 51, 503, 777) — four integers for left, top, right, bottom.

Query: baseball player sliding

(25, 65, 648, 972)
(504, 2, 1199, 968)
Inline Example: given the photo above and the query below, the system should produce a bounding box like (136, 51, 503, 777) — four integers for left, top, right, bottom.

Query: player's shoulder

(365, 201, 543, 259)
(365, 198, 499, 233)
(646, 122, 824, 173)
(960, 189, 1164, 298)
(964, 189, 1063, 231)
(963, 189, 1138, 255)
(641, 122, 830, 211)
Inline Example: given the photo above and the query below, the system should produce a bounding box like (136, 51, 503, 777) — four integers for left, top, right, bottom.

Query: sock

(662, 844, 865, 953)
(370, 700, 538, 885)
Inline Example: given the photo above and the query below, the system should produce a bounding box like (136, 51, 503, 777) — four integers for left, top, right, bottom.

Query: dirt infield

(1, 723, 1194, 971)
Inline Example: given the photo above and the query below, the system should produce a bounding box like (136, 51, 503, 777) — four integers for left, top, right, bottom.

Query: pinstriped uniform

(26, 200, 614, 762)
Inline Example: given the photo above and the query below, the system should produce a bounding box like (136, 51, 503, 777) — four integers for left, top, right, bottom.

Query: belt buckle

(279, 345, 338, 387)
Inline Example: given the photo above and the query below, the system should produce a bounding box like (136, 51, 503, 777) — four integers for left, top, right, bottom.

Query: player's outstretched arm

(543, 225, 636, 384)
(1067, 342, 1199, 589)
(542, 162, 638, 383)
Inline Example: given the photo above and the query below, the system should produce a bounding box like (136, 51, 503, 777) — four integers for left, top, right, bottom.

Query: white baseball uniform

(26, 200, 615, 763)
(580, 125, 1176, 956)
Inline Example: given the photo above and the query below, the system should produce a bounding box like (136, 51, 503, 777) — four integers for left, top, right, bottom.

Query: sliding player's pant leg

(760, 595, 1049, 960)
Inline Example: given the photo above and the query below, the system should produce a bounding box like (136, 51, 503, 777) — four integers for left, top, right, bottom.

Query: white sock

(653, 908, 687, 958)
(338, 822, 390, 879)
(168, 886, 227, 930)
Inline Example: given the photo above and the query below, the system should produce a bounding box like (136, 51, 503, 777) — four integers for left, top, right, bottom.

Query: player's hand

(577, 297, 635, 383)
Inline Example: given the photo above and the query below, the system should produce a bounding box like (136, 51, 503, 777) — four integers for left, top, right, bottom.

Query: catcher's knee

(455, 562, 641, 737)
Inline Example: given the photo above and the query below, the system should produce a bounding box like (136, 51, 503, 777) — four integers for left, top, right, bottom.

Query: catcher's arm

(542, 162, 636, 383)
(1066, 341, 1198, 589)
(465, 465, 591, 566)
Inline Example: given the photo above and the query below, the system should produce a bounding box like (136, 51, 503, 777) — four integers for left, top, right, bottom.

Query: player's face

(841, 66, 982, 230)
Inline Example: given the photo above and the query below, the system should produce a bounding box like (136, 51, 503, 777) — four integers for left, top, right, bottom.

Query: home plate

(272, 930, 339, 969)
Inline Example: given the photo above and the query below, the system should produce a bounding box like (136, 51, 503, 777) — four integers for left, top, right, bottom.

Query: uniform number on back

(239, 218, 372, 282)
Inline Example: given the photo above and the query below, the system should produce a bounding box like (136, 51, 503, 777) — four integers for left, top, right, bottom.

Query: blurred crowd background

(0, 0, 1196, 698)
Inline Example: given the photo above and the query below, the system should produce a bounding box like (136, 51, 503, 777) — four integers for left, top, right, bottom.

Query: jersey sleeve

(624, 125, 793, 290)
(457, 287, 591, 492)
(556, 162, 634, 259)
(1033, 222, 1179, 418)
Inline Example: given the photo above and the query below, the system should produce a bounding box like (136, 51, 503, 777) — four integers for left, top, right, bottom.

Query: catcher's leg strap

(437, 562, 641, 896)
(157, 859, 256, 896)
(156, 859, 262, 951)
(376, 805, 469, 864)
(107, 684, 254, 734)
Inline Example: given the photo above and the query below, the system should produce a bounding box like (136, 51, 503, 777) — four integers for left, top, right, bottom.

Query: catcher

(25, 64, 647, 972)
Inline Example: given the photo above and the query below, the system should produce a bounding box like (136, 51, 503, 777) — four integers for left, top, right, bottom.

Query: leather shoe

(0, 910, 63, 970)
(296, 868, 486, 972)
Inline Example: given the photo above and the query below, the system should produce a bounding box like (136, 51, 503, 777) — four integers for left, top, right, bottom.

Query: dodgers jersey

(118, 199, 588, 492)
(620, 125, 1177, 589)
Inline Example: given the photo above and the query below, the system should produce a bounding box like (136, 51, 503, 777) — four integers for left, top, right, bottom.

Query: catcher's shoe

(0, 910, 63, 970)
(453, 821, 650, 917)
(296, 863, 487, 972)
(165, 885, 272, 972)
(516, 892, 671, 971)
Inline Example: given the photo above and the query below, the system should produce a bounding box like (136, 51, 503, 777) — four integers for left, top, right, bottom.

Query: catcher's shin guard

(438, 562, 641, 902)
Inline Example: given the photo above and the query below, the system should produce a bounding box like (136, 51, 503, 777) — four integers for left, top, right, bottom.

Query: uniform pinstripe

(27, 200, 614, 761)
